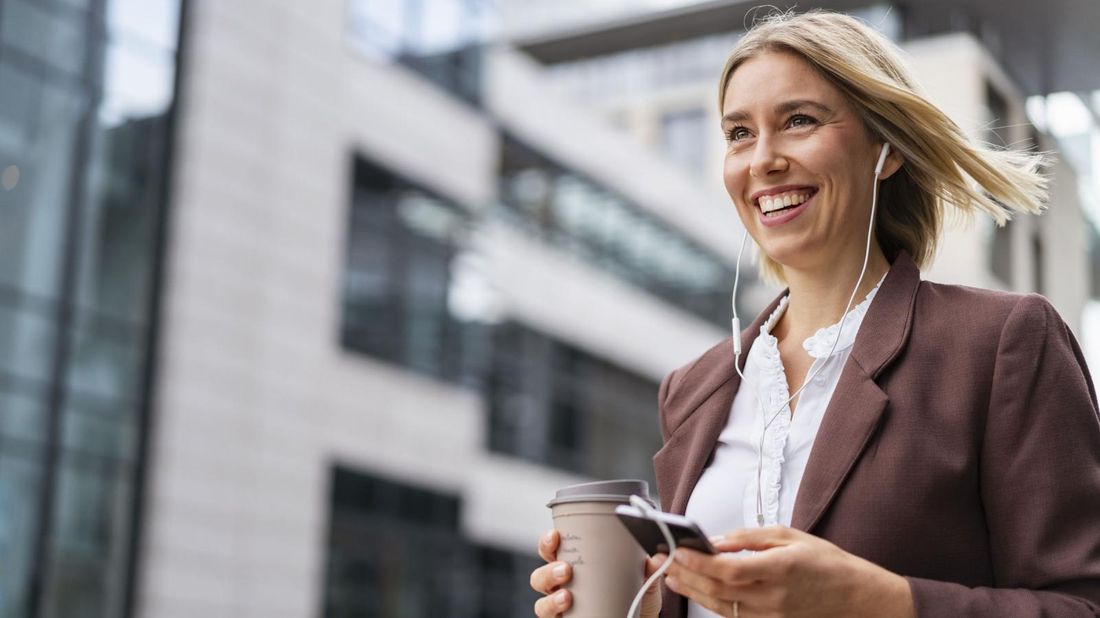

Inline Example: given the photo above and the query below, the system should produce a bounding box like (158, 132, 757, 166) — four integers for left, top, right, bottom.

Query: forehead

(722, 51, 843, 115)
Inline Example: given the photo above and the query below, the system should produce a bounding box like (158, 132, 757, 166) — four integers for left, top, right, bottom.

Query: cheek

(722, 157, 751, 212)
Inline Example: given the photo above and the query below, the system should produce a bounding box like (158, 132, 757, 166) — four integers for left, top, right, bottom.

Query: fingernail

(555, 590, 568, 605)
(553, 564, 567, 578)
(543, 531, 554, 544)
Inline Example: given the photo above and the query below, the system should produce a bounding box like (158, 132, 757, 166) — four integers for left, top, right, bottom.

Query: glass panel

(0, 449, 44, 618)
(325, 468, 462, 618)
(106, 0, 181, 51)
(74, 93, 169, 324)
(42, 455, 133, 618)
(100, 40, 175, 124)
(0, 59, 86, 301)
(64, 312, 145, 403)
(0, 0, 88, 76)
(0, 300, 59, 384)
(60, 397, 138, 461)
(499, 135, 736, 328)
(0, 389, 49, 446)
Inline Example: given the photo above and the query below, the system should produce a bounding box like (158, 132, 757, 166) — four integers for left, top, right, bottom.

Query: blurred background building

(1, 0, 1099, 617)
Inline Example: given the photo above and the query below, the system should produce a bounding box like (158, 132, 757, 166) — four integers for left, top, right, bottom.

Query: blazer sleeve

(905, 294, 1100, 617)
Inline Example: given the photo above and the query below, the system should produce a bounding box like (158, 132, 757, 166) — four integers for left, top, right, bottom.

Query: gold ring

(733, 600, 740, 618)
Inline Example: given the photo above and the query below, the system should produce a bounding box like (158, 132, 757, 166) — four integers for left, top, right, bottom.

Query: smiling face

(721, 50, 898, 276)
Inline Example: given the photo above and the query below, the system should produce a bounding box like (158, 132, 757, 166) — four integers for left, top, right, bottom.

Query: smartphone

(614, 505, 718, 555)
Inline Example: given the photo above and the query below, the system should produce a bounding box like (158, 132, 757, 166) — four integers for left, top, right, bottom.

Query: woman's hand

(530, 529, 664, 617)
(530, 530, 573, 617)
(663, 526, 915, 617)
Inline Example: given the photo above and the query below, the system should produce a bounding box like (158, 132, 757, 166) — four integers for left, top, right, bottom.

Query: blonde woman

(531, 10, 1100, 618)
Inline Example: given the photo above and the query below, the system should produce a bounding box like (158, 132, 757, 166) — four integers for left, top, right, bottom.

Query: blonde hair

(718, 10, 1049, 283)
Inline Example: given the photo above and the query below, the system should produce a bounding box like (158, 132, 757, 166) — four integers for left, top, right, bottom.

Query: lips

(756, 190, 816, 227)
(754, 187, 818, 215)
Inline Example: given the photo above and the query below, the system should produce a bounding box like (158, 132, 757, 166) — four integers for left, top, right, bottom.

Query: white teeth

(757, 190, 813, 213)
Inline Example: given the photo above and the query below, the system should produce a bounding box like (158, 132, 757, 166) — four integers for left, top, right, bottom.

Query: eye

(724, 125, 750, 142)
(787, 113, 817, 128)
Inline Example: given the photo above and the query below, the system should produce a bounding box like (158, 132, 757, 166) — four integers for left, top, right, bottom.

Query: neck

(773, 246, 891, 345)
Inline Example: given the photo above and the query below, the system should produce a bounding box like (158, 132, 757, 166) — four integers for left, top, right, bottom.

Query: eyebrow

(722, 100, 833, 124)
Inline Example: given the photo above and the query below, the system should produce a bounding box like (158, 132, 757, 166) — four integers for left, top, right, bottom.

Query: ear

(877, 145, 904, 181)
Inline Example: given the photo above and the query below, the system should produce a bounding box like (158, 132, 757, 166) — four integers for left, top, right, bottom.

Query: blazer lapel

(654, 293, 787, 515)
(790, 252, 921, 531)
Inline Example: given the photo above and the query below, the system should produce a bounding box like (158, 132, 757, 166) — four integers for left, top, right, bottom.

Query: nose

(748, 135, 788, 178)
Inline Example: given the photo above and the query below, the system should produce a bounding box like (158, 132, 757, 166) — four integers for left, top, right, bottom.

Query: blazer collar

(655, 251, 921, 531)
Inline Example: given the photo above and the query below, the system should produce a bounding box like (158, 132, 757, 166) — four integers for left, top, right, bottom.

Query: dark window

(345, 0, 492, 105)
(341, 157, 491, 387)
(322, 466, 540, 618)
(488, 322, 661, 488)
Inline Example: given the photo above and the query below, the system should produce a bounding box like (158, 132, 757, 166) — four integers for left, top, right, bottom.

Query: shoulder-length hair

(718, 10, 1048, 283)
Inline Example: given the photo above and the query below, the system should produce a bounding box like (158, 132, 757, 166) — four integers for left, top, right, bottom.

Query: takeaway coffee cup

(547, 479, 653, 617)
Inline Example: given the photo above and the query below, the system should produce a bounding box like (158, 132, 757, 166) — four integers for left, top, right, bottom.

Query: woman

(531, 10, 1100, 618)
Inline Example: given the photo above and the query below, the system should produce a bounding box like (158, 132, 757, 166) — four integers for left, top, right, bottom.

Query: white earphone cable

(731, 144, 890, 526)
(627, 495, 677, 618)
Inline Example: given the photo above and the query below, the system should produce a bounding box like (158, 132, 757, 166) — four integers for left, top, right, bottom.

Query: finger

(538, 530, 560, 563)
(712, 526, 799, 552)
(665, 570, 737, 616)
(673, 548, 759, 586)
(529, 562, 571, 595)
(666, 557, 741, 602)
(533, 589, 571, 617)
(645, 554, 667, 577)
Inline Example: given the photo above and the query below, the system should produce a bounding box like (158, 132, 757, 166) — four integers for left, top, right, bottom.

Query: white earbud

(874, 142, 891, 177)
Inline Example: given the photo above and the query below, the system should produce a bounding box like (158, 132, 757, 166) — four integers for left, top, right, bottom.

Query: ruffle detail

(754, 297, 793, 526)
(746, 271, 887, 525)
(801, 274, 886, 359)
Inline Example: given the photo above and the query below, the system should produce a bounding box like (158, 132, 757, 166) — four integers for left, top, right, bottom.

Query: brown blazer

(653, 252, 1100, 617)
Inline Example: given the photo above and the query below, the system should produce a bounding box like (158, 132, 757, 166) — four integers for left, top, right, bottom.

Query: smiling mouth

(756, 189, 817, 217)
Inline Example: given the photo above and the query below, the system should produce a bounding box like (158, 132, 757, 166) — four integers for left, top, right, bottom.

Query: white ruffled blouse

(684, 273, 885, 618)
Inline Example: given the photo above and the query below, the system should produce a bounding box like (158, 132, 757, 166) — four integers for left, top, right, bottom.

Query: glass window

(0, 59, 86, 302)
(0, 300, 59, 384)
(661, 107, 707, 174)
(499, 135, 735, 328)
(0, 450, 44, 618)
(323, 467, 542, 618)
(107, 0, 181, 51)
(345, 0, 495, 104)
(41, 454, 134, 618)
(342, 157, 484, 384)
(74, 97, 169, 324)
(0, 390, 50, 447)
(60, 397, 139, 461)
(64, 312, 146, 404)
(324, 467, 462, 618)
(488, 322, 660, 485)
(0, 0, 88, 76)
(0, 0, 181, 616)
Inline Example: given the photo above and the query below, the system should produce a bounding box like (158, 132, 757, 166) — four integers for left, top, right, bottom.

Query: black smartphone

(614, 505, 718, 555)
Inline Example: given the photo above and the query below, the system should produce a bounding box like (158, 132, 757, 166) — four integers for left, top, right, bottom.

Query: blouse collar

(759, 270, 888, 360)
